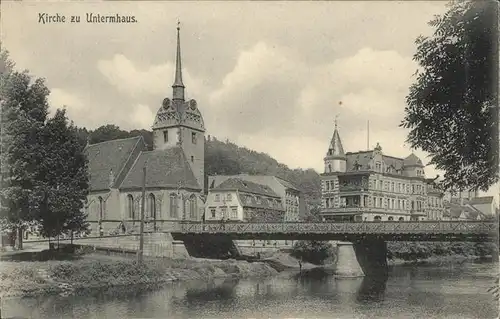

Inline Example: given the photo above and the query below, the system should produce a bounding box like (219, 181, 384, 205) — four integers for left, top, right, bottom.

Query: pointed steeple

(172, 20, 185, 101)
(326, 118, 345, 158)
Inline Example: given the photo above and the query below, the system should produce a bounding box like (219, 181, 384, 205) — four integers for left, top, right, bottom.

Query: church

(84, 25, 206, 228)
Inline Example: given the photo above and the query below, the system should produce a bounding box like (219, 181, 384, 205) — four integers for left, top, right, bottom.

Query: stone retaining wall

(72, 233, 189, 259)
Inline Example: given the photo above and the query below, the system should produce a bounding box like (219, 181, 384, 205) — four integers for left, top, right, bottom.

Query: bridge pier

(353, 237, 388, 277)
(334, 241, 365, 278)
(334, 238, 388, 278)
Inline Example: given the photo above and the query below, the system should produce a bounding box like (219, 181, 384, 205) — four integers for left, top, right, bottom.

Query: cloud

(130, 104, 155, 130)
(97, 54, 207, 99)
(48, 88, 84, 111)
(3, 1, 452, 180)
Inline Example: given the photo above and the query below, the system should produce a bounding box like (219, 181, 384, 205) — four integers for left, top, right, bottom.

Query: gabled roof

(469, 196, 494, 205)
(85, 136, 146, 191)
(444, 201, 486, 220)
(119, 147, 200, 190)
(213, 178, 279, 198)
(275, 176, 300, 192)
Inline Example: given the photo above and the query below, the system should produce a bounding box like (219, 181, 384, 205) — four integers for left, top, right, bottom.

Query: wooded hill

(78, 125, 322, 211)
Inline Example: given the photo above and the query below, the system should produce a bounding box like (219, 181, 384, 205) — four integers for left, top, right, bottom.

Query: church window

(215, 194, 220, 202)
(191, 156, 194, 163)
(192, 132, 197, 144)
(170, 193, 178, 218)
(98, 196, 104, 220)
(127, 195, 134, 220)
(388, 216, 394, 221)
(148, 193, 156, 220)
(163, 131, 168, 143)
(328, 164, 332, 173)
(227, 193, 232, 201)
(391, 182, 394, 192)
(256, 197, 262, 204)
(189, 195, 197, 220)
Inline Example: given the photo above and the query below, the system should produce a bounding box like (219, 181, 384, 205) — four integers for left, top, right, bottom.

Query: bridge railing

(177, 221, 498, 236)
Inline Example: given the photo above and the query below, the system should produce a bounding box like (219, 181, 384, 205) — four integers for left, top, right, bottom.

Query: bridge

(76, 219, 498, 278)
(171, 220, 498, 242)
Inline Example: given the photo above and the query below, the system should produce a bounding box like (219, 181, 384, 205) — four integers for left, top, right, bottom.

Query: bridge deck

(171, 221, 498, 242)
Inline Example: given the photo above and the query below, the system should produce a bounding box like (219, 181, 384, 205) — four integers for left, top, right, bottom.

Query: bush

(387, 241, 499, 261)
(290, 241, 335, 265)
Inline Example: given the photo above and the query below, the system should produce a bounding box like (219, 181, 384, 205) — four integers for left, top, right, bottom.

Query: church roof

(213, 178, 280, 198)
(326, 127, 345, 158)
(85, 136, 146, 191)
(119, 147, 200, 190)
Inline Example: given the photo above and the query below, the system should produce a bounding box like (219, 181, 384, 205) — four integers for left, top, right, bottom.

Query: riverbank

(0, 252, 282, 298)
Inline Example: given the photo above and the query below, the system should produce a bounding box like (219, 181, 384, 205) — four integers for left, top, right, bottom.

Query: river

(3, 262, 499, 319)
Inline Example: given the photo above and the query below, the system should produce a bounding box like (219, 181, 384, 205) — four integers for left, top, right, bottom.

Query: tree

(291, 240, 335, 265)
(36, 109, 90, 241)
(89, 124, 129, 144)
(401, 1, 499, 192)
(0, 49, 50, 248)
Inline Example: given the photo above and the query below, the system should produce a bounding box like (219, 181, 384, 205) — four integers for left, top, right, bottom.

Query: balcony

(339, 185, 366, 192)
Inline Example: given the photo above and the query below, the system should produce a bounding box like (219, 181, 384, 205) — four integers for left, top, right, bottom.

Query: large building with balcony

(320, 122, 444, 222)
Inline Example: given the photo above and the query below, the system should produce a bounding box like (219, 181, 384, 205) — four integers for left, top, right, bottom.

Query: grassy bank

(0, 254, 278, 298)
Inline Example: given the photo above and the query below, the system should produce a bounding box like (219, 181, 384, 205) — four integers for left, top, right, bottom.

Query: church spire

(172, 20, 185, 101)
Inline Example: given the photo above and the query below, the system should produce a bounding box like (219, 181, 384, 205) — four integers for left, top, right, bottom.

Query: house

(204, 178, 285, 222)
(208, 174, 304, 221)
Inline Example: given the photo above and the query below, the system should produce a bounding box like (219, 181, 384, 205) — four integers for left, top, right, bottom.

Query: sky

(2, 1, 498, 199)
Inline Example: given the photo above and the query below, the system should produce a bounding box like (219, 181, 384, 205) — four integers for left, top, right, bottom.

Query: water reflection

(356, 274, 388, 303)
(3, 263, 498, 319)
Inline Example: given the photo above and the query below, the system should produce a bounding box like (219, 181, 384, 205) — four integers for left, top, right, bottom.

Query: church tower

(324, 119, 346, 173)
(152, 23, 206, 192)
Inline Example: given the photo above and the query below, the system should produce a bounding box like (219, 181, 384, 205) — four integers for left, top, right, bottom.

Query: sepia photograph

(1, 1, 499, 318)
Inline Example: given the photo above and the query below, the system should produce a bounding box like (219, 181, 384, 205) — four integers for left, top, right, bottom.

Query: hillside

(78, 125, 322, 209)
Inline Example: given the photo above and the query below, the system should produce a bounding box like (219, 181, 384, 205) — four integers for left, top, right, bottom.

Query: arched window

(374, 215, 382, 221)
(328, 164, 332, 172)
(127, 195, 134, 220)
(170, 193, 178, 218)
(189, 194, 197, 220)
(148, 193, 156, 220)
(98, 196, 104, 220)
(388, 216, 394, 221)
(398, 217, 404, 221)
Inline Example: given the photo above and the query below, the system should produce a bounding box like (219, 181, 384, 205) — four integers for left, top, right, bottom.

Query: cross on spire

(334, 115, 338, 130)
